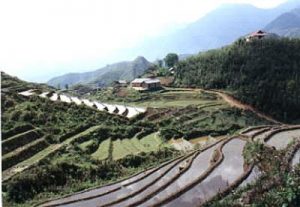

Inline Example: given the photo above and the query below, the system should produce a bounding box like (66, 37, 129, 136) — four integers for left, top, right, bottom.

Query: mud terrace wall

(18, 89, 146, 119)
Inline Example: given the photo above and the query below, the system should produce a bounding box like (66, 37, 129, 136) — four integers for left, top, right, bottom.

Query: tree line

(174, 38, 300, 122)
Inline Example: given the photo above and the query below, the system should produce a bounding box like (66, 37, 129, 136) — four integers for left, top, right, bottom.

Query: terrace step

(2, 138, 49, 171)
(2, 125, 103, 182)
(91, 138, 111, 161)
(2, 144, 62, 182)
(18, 89, 147, 119)
(162, 138, 246, 207)
(38, 155, 187, 207)
(2, 129, 43, 155)
(42, 153, 195, 207)
(2, 124, 34, 140)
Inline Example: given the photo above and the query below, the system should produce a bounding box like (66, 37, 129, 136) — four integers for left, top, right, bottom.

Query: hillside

(174, 37, 300, 123)
(125, 0, 300, 60)
(265, 8, 300, 37)
(2, 72, 280, 207)
(47, 56, 152, 88)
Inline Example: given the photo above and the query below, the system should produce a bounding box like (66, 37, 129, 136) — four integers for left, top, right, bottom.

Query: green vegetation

(1, 68, 288, 207)
(206, 141, 300, 207)
(164, 53, 179, 67)
(112, 139, 132, 160)
(1, 73, 168, 206)
(143, 105, 271, 140)
(47, 56, 152, 88)
(175, 38, 300, 123)
(87, 88, 223, 108)
(3, 146, 180, 206)
(140, 132, 164, 150)
(2, 138, 49, 171)
(91, 138, 111, 160)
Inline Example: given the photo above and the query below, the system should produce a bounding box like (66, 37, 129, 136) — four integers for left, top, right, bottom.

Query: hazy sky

(0, 0, 287, 82)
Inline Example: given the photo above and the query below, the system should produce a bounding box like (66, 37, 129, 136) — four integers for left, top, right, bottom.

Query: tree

(164, 53, 179, 68)
(157, 59, 163, 67)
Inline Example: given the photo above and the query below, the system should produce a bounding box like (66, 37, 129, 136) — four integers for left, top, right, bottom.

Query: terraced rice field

(292, 148, 300, 167)
(79, 140, 95, 151)
(2, 125, 104, 182)
(140, 132, 163, 151)
(91, 138, 111, 161)
(39, 126, 300, 207)
(266, 128, 300, 150)
(88, 134, 166, 161)
(18, 89, 146, 118)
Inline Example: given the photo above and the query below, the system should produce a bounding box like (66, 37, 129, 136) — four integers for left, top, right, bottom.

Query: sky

(0, 0, 287, 82)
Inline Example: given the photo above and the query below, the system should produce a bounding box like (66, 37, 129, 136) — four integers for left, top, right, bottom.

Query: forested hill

(47, 56, 152, 88)
(174, 38, 300, 123)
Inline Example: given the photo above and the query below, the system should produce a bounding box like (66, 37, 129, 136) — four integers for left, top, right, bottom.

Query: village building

(169, 67, 175, 74)
(246, 30, 268, 42)
(113, 80, 128, 88)
(131, 78, 161, 91)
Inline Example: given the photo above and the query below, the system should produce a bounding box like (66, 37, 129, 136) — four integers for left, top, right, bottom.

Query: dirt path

(204, 89, 282, 124)
(180, 88, 281, 124)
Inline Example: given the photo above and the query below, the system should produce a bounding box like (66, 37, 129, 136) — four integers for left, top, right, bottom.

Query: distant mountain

(265, 8, 300, 37)
(47, 56, 152, 88)
(125, 0, 300, 59)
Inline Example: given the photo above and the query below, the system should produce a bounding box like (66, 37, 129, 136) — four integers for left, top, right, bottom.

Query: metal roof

(131, 78, 160, 84)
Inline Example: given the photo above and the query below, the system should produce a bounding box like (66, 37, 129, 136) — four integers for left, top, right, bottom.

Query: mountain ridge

(47, 56, 152, 88)
(124, 0, 300, 60)
(265, 7, 300, 37)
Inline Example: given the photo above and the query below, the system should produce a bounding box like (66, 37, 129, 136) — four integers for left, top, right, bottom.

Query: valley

(2, 69, 300, 206)
(2, 3, 300, 206)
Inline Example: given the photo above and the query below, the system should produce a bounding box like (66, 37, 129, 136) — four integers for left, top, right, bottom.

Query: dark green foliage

(59, 124, 93, 142)
(164, 53, 179, 67)
(4, 147, 179, 203)
(2, 139, 49, 171)
(2, 124, 34, 140)
(6, 162, 83, 202)
(156, 107, 269, 140)
(175, 38, 300, 122)
(2, 130, 43, 155)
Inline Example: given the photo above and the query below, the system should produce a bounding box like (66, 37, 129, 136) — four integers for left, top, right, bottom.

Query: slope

(174, 37, 300, 123)
(124, 0, 300, 59)
(47, 56, 152, 88)
(265, 7, 300, 37)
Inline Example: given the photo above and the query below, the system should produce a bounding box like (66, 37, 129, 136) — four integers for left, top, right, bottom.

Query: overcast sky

(0, 0, 287, 82)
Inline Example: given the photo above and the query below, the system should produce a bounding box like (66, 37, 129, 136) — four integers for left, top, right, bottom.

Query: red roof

(249, 30, 267, 37)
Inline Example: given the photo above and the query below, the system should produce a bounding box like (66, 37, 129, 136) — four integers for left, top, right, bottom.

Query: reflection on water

(165, 138, 246, 207)
(267, 129, 300, 150)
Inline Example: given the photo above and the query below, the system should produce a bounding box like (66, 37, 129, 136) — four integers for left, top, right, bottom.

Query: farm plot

(140, 132, 164, 151)
(36, 126, 300, 207)
(163, 138, 246, 207)
(140, 141, 222, 206)
(91, 138, 111, 161)
(79, 140, 95, 151)
(266, 128, 300, 150)
(2, 129, 43, 155)
(2, 137, 49, 170)
(2, 124, 35, 141)
(112, 139, 132, 160)
(50, 154, 194, 207)
(2, 125, 102, 182)
(17, 89, 146, 118)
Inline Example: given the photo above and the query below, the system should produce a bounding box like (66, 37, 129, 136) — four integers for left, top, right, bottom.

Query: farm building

(246, 30, 268, 42)
(113, 80, 128, 87)
(131, 78, 161, 91)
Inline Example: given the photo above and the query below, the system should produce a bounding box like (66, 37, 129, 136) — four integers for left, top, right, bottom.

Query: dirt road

(203, 89, 282, 124)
